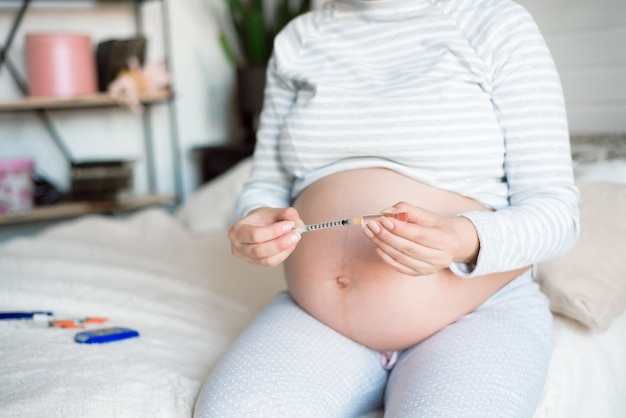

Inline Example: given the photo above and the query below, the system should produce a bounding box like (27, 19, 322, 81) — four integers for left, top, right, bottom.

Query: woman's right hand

(228, 207, 303, 267)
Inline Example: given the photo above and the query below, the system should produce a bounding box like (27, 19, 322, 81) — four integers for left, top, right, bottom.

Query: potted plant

(220, 0, 311, 144)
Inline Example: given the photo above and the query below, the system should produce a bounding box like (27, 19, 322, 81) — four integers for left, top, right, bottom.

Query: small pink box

(25, 33, 98, 98)
(0, 159, 35, 215)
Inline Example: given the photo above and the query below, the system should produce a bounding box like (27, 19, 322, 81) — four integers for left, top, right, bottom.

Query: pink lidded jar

(25, 33, 98, 97)
(0, 159, 35, 215)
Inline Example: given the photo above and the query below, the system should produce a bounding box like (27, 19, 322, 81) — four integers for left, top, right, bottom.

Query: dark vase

(236, 65, 267, 145)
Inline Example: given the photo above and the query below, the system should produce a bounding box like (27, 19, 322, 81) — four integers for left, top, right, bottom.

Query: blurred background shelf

(0, 193, 176, 226)
(0, 0, 182, 233)
(0, 89, 172, 112)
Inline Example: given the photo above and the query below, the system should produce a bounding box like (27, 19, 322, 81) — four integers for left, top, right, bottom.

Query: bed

(1, 139, 625, 417)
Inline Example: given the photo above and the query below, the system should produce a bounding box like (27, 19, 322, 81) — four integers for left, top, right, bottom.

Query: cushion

(535, 181, 626, 332)
(175, 158, 252, 234)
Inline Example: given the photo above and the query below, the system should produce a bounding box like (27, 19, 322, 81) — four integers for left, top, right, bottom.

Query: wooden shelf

(0, 0, 184, 225)
(0, 0, 158, 7)
(0, 90, 172, 112)
(0, 193, 177, 226)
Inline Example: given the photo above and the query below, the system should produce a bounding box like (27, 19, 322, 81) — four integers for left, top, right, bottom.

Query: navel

(335, 275, 350, 287)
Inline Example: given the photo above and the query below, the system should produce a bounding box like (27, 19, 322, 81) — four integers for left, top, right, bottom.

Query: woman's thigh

(385, 272, 554, 418)
(194, 291, 389, 418)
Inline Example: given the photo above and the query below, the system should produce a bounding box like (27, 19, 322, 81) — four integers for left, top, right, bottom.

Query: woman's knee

(194, 291, 388, 417)
(384, 283, 554, 417)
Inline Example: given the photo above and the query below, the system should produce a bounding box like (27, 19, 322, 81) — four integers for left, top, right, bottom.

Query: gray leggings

(194, 270, 553, 417)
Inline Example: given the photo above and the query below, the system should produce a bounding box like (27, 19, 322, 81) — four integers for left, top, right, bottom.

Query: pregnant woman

(195, 0, 579, 416)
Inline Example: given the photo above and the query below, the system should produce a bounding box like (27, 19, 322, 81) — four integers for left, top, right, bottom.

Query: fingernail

(368, 222, 381, 234)
(362, 225, 374, 238)
(382, 219, 394, 230)
(287, 233, 301, 245)
(282, 221, 295, 233)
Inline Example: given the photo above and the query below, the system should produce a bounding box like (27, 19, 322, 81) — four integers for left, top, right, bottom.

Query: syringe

(294, 212, 408, 234)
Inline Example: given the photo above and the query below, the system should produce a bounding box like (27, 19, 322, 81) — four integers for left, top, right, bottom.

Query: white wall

(0, 0, 233, 199)
(0, 0, 624, 201)
(517, 0, 626, 133)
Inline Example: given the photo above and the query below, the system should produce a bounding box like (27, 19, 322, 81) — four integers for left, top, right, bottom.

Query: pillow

(175, 158, 252, 234)
(535, 181, 626, 332)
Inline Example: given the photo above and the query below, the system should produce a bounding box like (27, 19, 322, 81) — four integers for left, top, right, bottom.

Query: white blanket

(0, 209, 285, 417)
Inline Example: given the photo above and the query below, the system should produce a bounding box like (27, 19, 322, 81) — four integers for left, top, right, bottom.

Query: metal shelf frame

(0, 0, 183, 199)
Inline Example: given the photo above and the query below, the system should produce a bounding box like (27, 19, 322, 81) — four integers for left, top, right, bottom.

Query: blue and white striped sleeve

(451, 4, 580, 278)
(232, 31, 300, 222)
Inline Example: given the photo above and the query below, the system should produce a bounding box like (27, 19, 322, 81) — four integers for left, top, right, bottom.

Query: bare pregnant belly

(284, 168, 524, 351)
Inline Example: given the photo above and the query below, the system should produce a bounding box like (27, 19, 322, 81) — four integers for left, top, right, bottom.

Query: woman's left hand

(362, 201, 479, 276)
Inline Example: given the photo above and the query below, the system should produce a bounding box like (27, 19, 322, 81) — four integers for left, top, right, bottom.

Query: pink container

(0, 159, 35, 215)
(25, 33, 97, 97)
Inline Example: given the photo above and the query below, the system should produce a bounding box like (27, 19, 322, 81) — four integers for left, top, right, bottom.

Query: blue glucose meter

(75, 327, 139, 344)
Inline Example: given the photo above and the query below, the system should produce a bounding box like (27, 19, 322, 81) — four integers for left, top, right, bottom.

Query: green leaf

(223, 0, 310, 66)
(218, 32, 237, 65)
(246, 7, 269, 65)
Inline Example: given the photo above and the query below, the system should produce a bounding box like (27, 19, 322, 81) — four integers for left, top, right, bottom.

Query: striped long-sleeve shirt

(234, 0, 580, 278)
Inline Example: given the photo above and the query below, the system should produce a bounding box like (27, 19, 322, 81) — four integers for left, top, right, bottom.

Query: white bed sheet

(1, 158, 625, 417)
(535, 312, 626, 418)
(0, 209, 286, 418)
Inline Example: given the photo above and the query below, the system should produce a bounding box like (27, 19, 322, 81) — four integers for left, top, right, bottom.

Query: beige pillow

(536, 181, 626, 332)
